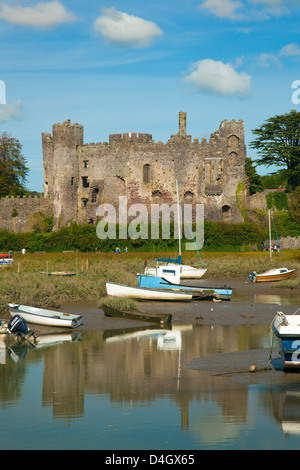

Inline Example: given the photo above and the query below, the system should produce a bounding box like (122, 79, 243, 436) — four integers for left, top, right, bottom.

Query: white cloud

(279, 43, 300, 57)
(93, 7, 163, 48)
(248, 0, 289, 16)
(200, 0, 298, 20)
(200, 0, 244, 19)
(0, 1, 76, 29)
(0, 100, 24, 122)
(257, 52, 281, 67)
(184, 59, 252, 98)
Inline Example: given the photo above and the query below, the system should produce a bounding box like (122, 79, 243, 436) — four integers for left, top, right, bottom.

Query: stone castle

(0, 111, 254, 233)
(41, 111, 247, 231)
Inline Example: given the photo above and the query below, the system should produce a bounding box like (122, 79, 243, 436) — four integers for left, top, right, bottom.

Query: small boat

(102, 304, 172, 324)
(40, 271, 76, 276)
(0, 253, 12, 258)
(8, 304, 83, 328)
(138, 265, 232, 300)
(106, 282, 193, 301)
(271, 310, 300, 369)
(145, 261, 207, 279)
(248, 268, 296, 283)
(0, 258, 14, 266)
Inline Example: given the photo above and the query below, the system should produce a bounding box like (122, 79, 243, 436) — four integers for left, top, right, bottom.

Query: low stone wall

(279, 236, 300, 250)
(0, 196, 53, 232)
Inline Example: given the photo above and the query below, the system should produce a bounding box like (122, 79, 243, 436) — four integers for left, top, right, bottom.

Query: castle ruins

(41, 111, 247, 231)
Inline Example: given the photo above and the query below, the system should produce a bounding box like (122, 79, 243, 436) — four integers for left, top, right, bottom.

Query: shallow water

(1, 317, 300, 450)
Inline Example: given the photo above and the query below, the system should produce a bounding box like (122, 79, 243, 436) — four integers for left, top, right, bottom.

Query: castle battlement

(109, 132, 153, 144)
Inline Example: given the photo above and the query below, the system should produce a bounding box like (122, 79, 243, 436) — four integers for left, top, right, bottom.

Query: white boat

(8, 303, 83, 328)
(249, 267, 296, 283)
(271, 310, 300, 369)
(106, 282, 192, 301)
(0, 258, 13, 266)
(145, 264, 207, 279)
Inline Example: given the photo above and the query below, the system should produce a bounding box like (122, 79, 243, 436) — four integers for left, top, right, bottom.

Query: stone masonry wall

(43, 113, 247, 229)
(0, 196, 53, 232)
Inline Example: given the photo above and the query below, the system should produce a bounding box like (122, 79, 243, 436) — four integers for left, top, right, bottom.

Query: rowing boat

(8, 304, 83, 328)
(249, 268, 296, 283)
(106, 282, 192, 301)
(102, 304, 172, 324)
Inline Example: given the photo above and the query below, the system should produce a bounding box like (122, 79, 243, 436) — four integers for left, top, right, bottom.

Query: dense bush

(0, 219, 276, 253)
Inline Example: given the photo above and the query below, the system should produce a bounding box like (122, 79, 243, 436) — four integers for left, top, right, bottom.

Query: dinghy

(271, 310, 300, 369)
(102, 304, 172, 324)
(106, 282, 192, 301)
(248, 267, 295, 283)
(0, 258, 13, 266)
(8, 304, 83, 328)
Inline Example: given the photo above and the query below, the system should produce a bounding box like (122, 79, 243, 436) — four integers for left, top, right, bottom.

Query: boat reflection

(1, 322, 300, 445)
(272, 388, 300, 436)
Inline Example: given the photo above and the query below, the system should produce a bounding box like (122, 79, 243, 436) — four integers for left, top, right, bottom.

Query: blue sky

(0, 0, 300, 191)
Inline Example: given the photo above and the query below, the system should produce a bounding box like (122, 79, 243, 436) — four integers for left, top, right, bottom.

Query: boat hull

(254, 269, 295, 283)
(137, 275, 232, 300)
(272, 313, 300, 368)
(145, 265, 207, 279)
(102, 304, 172, 324)
(8, 304, 82, 328)
(106, 282, 192, 301)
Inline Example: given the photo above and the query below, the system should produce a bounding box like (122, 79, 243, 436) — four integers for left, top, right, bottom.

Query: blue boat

(271, 311, 300, 369)
(137, 266, 232, 301)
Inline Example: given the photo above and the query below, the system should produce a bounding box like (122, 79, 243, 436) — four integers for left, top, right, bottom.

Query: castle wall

(0, 196, 53, 233)
(45, 113, 246, 228)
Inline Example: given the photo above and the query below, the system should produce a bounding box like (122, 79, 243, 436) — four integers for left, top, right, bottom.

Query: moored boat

(102, 304, 172, 324)
(8, 303, 83, 328)
(145, 261, 207, 279)
(249, 268, 295, 283)
(0, 258, 14, 266)
(138, 265, 232, 300)
(106, 282, 193, 301)
(40, 271, 76, 276)
(271, 310, 300, 369)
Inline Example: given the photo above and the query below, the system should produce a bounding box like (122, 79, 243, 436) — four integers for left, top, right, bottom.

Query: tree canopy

(249, 109, 300, 190)
(0, 132, 29, 197)
(245, 157, 263, 195)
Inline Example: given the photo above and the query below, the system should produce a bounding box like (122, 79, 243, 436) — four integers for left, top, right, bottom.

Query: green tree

(249, 109, 300, 190)
(245, 157, 263, 194)
(288, 187, 300, 224)
(0, 132, 29, 197)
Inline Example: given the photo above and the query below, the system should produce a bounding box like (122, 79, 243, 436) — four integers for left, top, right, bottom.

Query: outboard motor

(8, 315, 30, 336)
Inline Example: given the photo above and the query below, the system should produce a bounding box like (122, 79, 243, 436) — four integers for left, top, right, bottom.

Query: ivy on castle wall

(266, 192, 288, 211)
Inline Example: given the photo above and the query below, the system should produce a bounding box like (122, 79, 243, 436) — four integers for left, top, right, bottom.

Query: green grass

(0, 250, 298, 315)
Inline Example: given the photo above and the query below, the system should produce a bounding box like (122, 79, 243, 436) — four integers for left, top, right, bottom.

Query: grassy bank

(0, 250, 298, 315)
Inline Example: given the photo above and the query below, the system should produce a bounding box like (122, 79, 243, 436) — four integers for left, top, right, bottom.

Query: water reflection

(272, 388, 300, 436)
(1, 324, 300, 449)
(234, 293, 300, 305)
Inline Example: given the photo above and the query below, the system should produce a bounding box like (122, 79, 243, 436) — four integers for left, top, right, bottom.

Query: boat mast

(268, 209, 272, 258)
(176, 180, 182, 263)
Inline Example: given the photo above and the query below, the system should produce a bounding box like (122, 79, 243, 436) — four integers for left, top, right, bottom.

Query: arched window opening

(143, 164, 151, 183)
(91, 187, 99, 203)
(222, 205, 231, 222)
